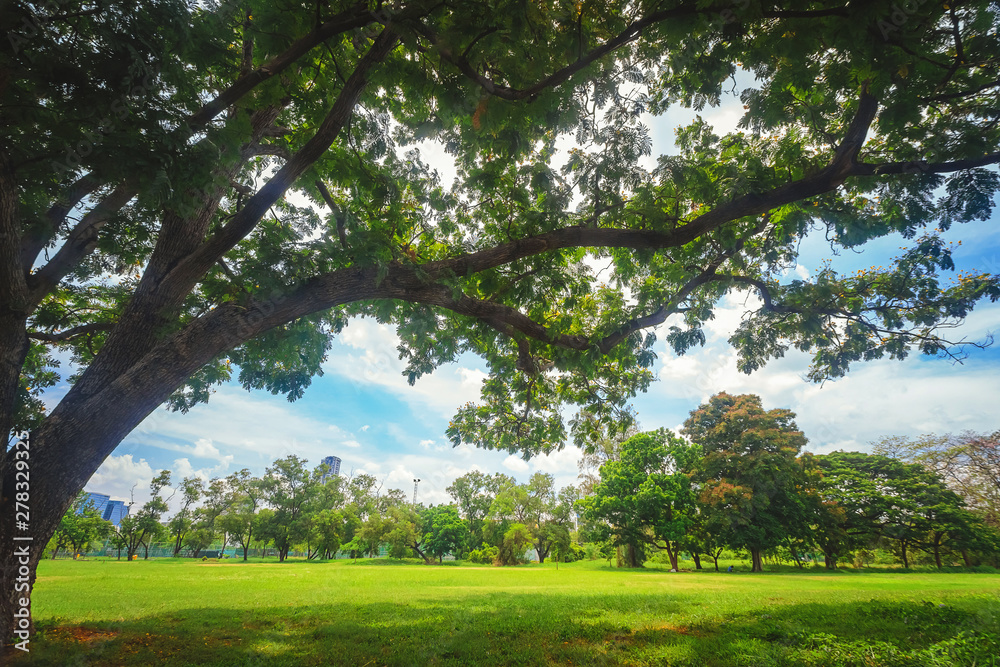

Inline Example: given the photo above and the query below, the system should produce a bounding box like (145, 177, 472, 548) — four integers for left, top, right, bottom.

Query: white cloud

(128, 388, 351, 465)
(502, 455, 531, 473)
(637, 297, 1000, 454)
(341, 439, 362, 449)
(323, 318, 488, 419)
(360, 424, 370, 432)
(87, 454, 155, 504)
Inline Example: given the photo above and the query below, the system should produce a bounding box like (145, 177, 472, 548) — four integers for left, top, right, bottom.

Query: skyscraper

(77, 492, 130, 526)
(102, 500, 129, 526)
(320, 456, 342, 483)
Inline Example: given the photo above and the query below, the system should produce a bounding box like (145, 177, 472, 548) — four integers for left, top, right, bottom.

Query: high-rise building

(80, 492, 109, 516)
(102, 500, 129, 526)
(78, 491, 129, 526)
(320, 456, 342, 483)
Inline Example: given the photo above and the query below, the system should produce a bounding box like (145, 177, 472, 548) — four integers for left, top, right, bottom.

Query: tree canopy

(3, 0, 1000, 642)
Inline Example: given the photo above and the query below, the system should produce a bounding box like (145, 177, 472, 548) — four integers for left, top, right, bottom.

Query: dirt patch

(47, 626, 119, 644)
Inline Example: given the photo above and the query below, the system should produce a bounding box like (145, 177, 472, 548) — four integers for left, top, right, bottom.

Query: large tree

(3, 0, 1000, 641)
(683, 393, 810, 572)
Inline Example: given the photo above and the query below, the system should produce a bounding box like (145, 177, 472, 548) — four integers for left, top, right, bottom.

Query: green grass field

(8, 557, 1000, 666)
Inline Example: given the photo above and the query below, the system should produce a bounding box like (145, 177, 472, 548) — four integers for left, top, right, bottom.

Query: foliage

(683, 393, 812, 572)
(46, 492, 112, 559)
(578, 429, 698, 568)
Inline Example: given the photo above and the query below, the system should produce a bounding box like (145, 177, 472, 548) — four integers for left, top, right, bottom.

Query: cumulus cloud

(86, 454, 155, 503)
(323, 318, 488, 419)
(502, 455, 531, 473)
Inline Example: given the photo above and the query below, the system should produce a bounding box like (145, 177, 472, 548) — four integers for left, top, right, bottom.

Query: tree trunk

(962, 549, 972, 567)
(665, 543, 678, 570)
(750, 548, 763, 572)
(173, 531, 184, 557)
(933, 539, 943, 569)
(900, 542, 909, 569)
(824, 550, 838, 570)
(624, 543, 641, 568)
(712, 555, 720, 572)
(691, 552, 702, 570)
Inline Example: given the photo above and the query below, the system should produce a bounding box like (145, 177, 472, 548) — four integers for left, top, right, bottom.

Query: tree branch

(28, 322, 114, 343)
(20, 173, 99, 271)
(26, 182, 138, 309)
(167, 28, 399, 288)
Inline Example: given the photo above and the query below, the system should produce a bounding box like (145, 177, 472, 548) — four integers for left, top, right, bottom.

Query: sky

(42, 76, 1000, 514)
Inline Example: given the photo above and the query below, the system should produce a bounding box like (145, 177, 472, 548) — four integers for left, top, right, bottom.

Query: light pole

(412, 478, 421, 505)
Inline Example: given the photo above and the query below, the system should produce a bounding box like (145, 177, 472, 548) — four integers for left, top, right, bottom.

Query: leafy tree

(220, 469, 267, 560)
(812, 451, 927, 569)
(874, 431, 1000, 530)
(683, 393, 809, 572)
(496, 524, 534, 566)
(117, 470, 172, 560)
(447, 471, 515, 551)
(47, 492, 112, 559)
(578, 430, 697, 568)
(4, 0, 1000, 639)
(422, 504, 469, 563)
(168, 476, 204, 557)
(261, 456, 315, 562)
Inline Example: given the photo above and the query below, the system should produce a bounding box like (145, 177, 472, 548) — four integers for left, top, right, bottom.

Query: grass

(7, 557, 1000, 666)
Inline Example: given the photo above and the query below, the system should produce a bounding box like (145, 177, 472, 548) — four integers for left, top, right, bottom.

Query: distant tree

(422, 504, 469, 563)
(496, 524, 534, 566)
(261, 456, 315, 561)
(813, 451, 921, 569)
(447, 471, 515, 552)
(118, 470, 172, 560)
(576, 424, 637, 496)
(220, 469, 267, 561)
(875, 431, 1000, 530)
(683, 393, 810, 573)
(48, 492, 112, 559)
(168, 476, 204, 557)
(578, 430, 697, 568)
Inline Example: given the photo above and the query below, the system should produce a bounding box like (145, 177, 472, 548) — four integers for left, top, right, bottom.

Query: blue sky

(48, 83, 1000, 514)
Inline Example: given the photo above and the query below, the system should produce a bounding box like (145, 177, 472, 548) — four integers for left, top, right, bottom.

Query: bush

(466, 546, 499, 564)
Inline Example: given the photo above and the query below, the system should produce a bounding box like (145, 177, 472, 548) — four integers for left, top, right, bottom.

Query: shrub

(466, 546, 499, 565)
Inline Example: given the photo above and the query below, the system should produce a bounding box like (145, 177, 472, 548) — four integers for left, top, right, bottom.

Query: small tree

(168, 477, 204, 557)
(48, 492, 112, 559)
(119, 471, 172, 560)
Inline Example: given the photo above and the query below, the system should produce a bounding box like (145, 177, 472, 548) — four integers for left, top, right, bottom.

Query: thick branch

(414, 4, 853, 101)
(168, 28, 399, 287)
(26, 182, 137, 308)
(28, 322, 114, 343)
(185, 3, 377, 128)
(20, 173, 99, 270)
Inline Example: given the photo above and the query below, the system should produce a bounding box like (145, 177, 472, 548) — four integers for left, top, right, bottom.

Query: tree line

(52, 392, 999, 572)
(579, 393, 1000, 572)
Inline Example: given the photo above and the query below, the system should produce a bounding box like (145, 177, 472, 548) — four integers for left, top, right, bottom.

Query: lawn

(7, 558, 1000, 666)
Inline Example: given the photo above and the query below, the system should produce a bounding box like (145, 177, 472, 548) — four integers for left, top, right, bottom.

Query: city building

(103, 500, 129, 525)
(78, 491, 130, 526)
(320, 455, 342, 483)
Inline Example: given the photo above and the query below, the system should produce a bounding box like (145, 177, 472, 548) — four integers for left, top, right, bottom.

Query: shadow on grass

(10, 585, 1000, 667)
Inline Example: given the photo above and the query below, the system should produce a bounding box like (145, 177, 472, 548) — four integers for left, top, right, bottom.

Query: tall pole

(412, 478, 421, 505)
